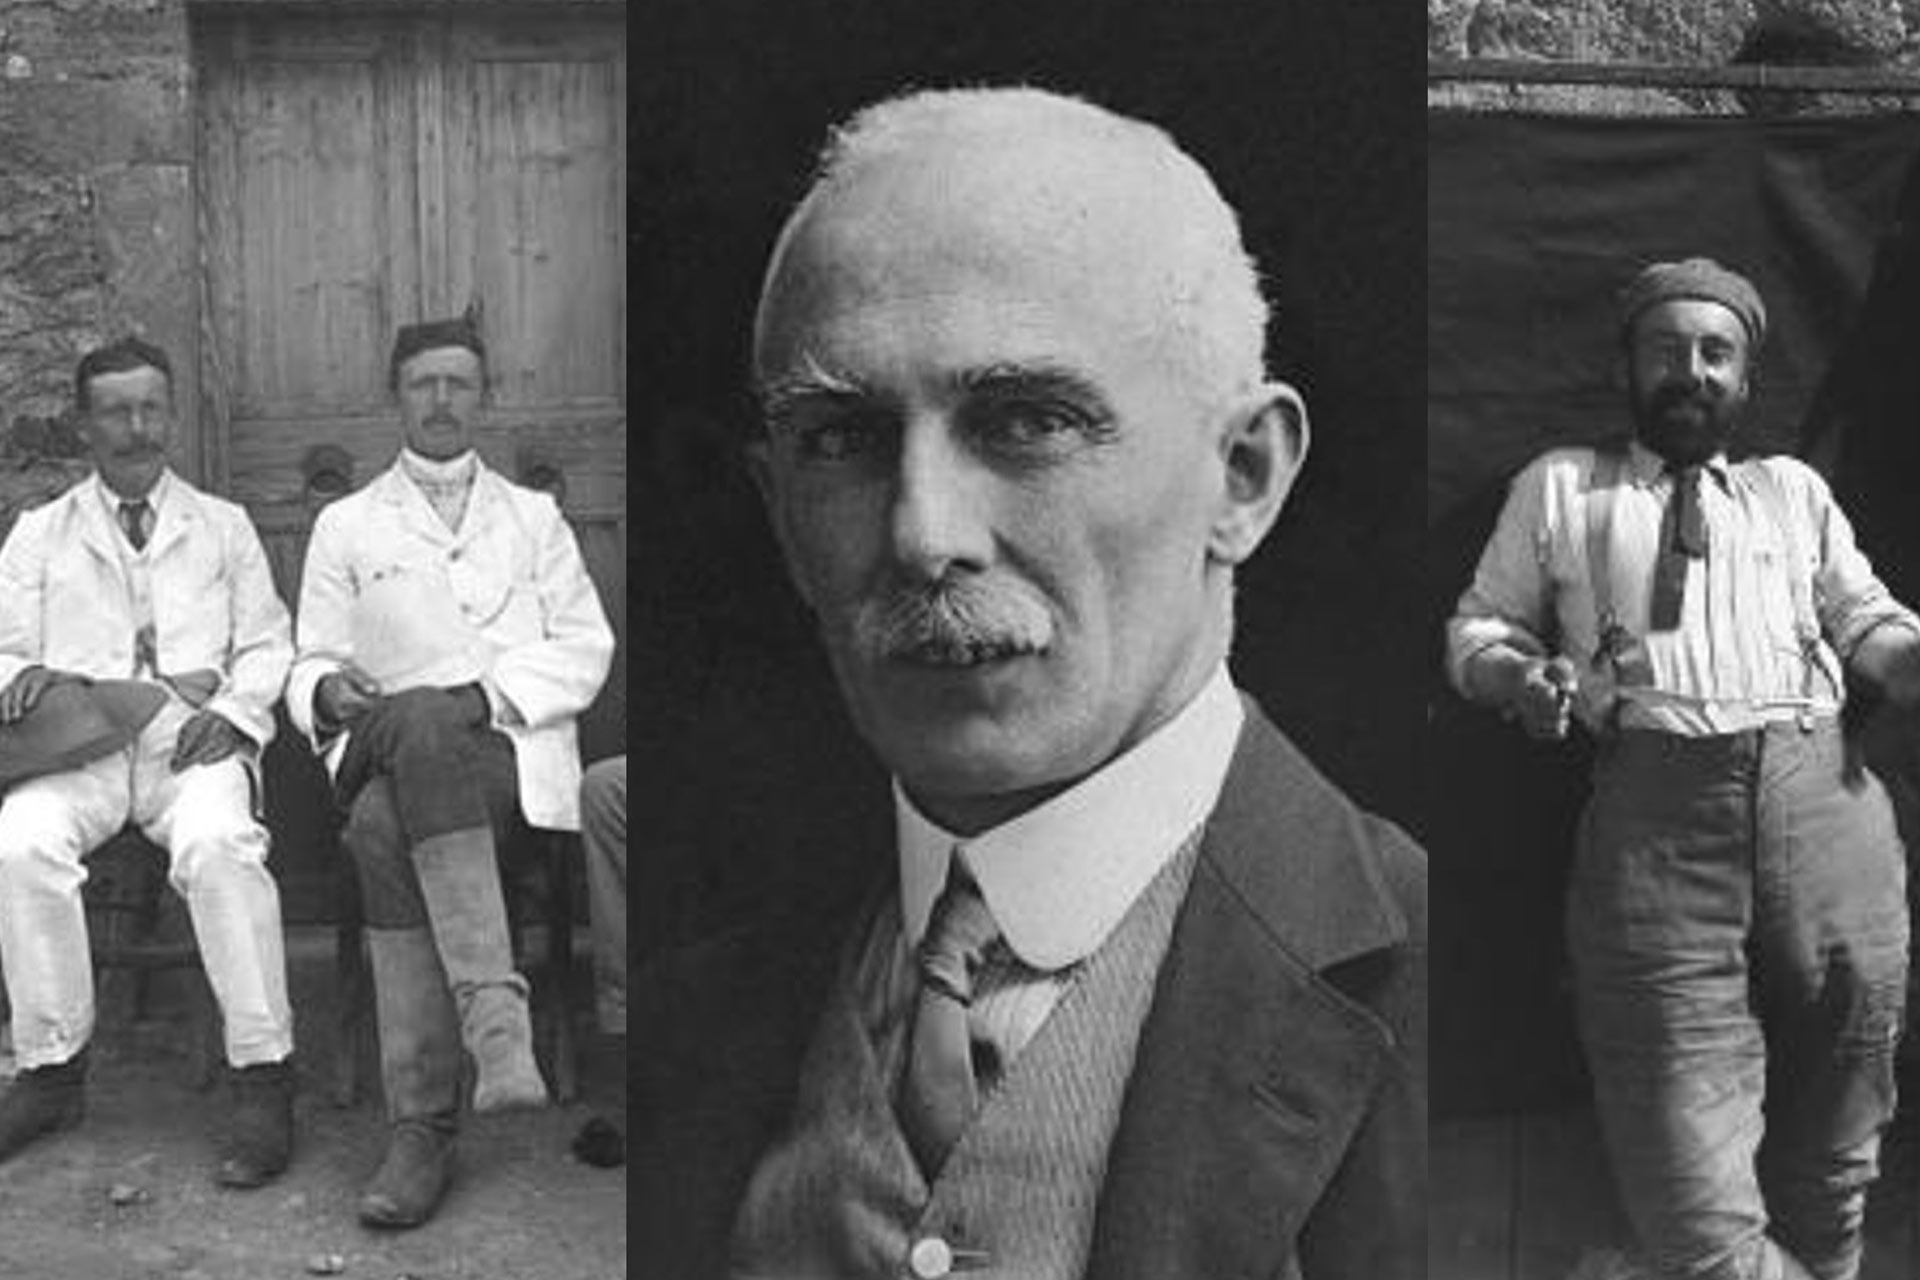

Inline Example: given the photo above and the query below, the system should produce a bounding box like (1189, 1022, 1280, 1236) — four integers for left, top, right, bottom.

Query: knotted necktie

(898, 866, 1000, 1178)
(1649, 464, 1708, 631)
(118, 499, 151, 552)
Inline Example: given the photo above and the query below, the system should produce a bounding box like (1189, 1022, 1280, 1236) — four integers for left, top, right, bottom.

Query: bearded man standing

(1450, 259, 1920, 1280)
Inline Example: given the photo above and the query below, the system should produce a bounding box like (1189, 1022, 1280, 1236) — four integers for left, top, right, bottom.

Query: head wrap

(1618, 258, 1767, 349)
(389, 315, 487, 390)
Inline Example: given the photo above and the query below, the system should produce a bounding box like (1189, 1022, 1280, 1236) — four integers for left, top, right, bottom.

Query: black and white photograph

(631, 1, 1426, 1276)
(0, 1, 628, 1275)
(1430, 17, 1920, 1280)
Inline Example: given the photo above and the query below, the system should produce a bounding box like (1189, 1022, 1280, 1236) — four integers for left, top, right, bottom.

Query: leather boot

(411, 829, 547, 1112)
(569, 1032, 625, 1169)
(358, 926, 460, 1229)
(214, 1057, 294, 1187)
(0, 1047, 86, 1162)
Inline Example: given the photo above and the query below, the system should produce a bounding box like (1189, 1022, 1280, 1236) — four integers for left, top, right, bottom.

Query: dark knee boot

(358, 926, 460, 1229)
(0, 1047, 87, 1162)
(411, 829, 546, 1112)
(570, 1032, 625, 1169)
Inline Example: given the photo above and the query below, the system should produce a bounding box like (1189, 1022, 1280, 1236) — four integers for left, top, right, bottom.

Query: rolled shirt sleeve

(1797, 461, 1920, 663)
(1446, 455, 1559, 697)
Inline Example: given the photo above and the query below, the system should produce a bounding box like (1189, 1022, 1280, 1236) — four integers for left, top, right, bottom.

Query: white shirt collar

(896, 665, 1244, 972)
(1625, 439, 1730, 488)
(398, 447, 479, 489)
(93, 466, 173, 519)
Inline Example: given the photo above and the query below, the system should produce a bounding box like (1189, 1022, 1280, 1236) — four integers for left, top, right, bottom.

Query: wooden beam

(1429, 58, 1920, 95)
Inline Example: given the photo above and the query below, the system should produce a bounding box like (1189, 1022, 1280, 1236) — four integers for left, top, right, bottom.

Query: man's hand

(170, 709, 250, 773)
(1511, 656, 1578, 740)
(315, 665, 382, 730)
(334, 683, 492, 804)
(0, 666, 81, 725)
(1855, 623, 1920, 709)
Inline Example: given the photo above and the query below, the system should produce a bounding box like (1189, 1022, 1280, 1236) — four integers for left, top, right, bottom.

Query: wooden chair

(84, 829, 223, 1088)
(331, 827, 581, 1108)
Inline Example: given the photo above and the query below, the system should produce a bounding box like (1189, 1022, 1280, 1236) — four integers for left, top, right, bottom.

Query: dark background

(627, 0, 1429, 941)
(1427, 110, 1920, 1117)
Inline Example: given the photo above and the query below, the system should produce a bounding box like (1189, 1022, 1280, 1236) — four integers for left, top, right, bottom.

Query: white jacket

(287, 459, 614, 831)
(0, 472, 293, 746)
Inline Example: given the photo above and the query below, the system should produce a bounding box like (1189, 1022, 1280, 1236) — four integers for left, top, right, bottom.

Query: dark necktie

(118, 500, 151, 552)
(897, 867, 999, 1178)
(1649, 465, 1707, 631)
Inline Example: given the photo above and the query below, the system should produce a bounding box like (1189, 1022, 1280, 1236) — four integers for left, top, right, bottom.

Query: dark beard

(1632, 380, 1742, 466)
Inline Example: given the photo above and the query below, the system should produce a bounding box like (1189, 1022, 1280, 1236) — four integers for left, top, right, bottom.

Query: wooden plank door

(195, 7, 626, 908)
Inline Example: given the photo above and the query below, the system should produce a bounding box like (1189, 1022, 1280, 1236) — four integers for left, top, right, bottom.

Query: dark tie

(897, 867, 999, 1178)
(118, 500, 151, 551)
(1649, 465, 1707, 631)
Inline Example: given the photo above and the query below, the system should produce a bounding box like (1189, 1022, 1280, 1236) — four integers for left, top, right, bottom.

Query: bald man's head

(746, 88, 1307, 832)
(754, 87, 1271, 413)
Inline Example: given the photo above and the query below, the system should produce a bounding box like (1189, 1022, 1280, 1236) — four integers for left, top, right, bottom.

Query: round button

(908, 1235, 953, 1279)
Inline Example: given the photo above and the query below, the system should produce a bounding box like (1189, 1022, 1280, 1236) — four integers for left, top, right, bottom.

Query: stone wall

(0, 0, 192, 535)
(1430, 0, 1920, 112)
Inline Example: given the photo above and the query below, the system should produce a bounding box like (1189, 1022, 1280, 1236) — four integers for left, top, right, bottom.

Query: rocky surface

(1430, 0, 1920, 112)
(1429, 0, 1915, 63)
(0, 0, 192, 539)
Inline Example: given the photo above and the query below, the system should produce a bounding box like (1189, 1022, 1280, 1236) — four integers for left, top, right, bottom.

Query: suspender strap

(1585, 448, 1620, 648)
(1741, 460, 1819, 643)
(1741, 459, 1830, 714)
(1584, 447, 1639, 680)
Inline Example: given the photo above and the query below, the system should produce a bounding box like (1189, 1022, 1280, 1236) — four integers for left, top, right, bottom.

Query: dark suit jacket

(634, 699, 1427, 1279)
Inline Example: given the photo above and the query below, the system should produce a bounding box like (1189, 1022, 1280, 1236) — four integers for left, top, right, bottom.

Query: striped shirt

(1448, 442, 1919, 735)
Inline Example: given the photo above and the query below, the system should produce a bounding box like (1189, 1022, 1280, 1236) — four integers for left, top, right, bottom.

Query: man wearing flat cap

(1450, 258, 1920, 1280)
(0, 336, 298, 1187)
(288, 316, 614, 1227)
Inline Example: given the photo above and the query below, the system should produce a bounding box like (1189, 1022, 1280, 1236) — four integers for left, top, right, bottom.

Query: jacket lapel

(71, 477, 128, 586)
(1088, 704, 1408, 1280)
(143, 478, 201, 564)
(451, 464, 506, 553)
(367, 462, 449, 549)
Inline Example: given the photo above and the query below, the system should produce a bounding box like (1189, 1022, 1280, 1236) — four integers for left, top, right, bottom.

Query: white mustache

(852, 579, 1053, 666)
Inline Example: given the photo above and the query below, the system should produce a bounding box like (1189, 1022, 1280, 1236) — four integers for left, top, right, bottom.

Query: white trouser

(0, 697, 292, 1070)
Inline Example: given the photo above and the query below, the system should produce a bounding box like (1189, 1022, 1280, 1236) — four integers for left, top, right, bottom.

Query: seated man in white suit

(0, 337, 297, 1188)
(288, 316, 614, 1228)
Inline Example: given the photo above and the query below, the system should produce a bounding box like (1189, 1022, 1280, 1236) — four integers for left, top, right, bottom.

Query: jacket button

(907, 1236, 952, 1278)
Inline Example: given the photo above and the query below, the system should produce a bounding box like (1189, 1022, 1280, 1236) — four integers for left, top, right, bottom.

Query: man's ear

(1208, 381, 1308, 567)
(744, 435, 818, 609)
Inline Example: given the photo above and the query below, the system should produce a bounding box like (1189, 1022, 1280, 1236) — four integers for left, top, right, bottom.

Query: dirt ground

(0, 927, 626, 1280)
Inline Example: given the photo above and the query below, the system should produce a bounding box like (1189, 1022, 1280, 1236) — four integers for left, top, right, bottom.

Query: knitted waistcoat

(728, 834, 1202, 1280)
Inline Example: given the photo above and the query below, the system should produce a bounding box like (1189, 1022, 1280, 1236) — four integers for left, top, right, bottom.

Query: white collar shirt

(890, 665, 1244, 1068)
(93, 469, 174, 676)
(1447, 440, 1920, 735)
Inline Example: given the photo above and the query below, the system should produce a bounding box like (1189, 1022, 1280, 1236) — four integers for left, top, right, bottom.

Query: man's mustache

(851, 578, 1053, 666)
(424, 411, 462, 428)
(1649, 381, 1724, 417)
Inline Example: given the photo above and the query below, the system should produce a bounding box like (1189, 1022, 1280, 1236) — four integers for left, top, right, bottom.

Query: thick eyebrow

(756, 355, 873, 426)
(951, 362, 1114, 414)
